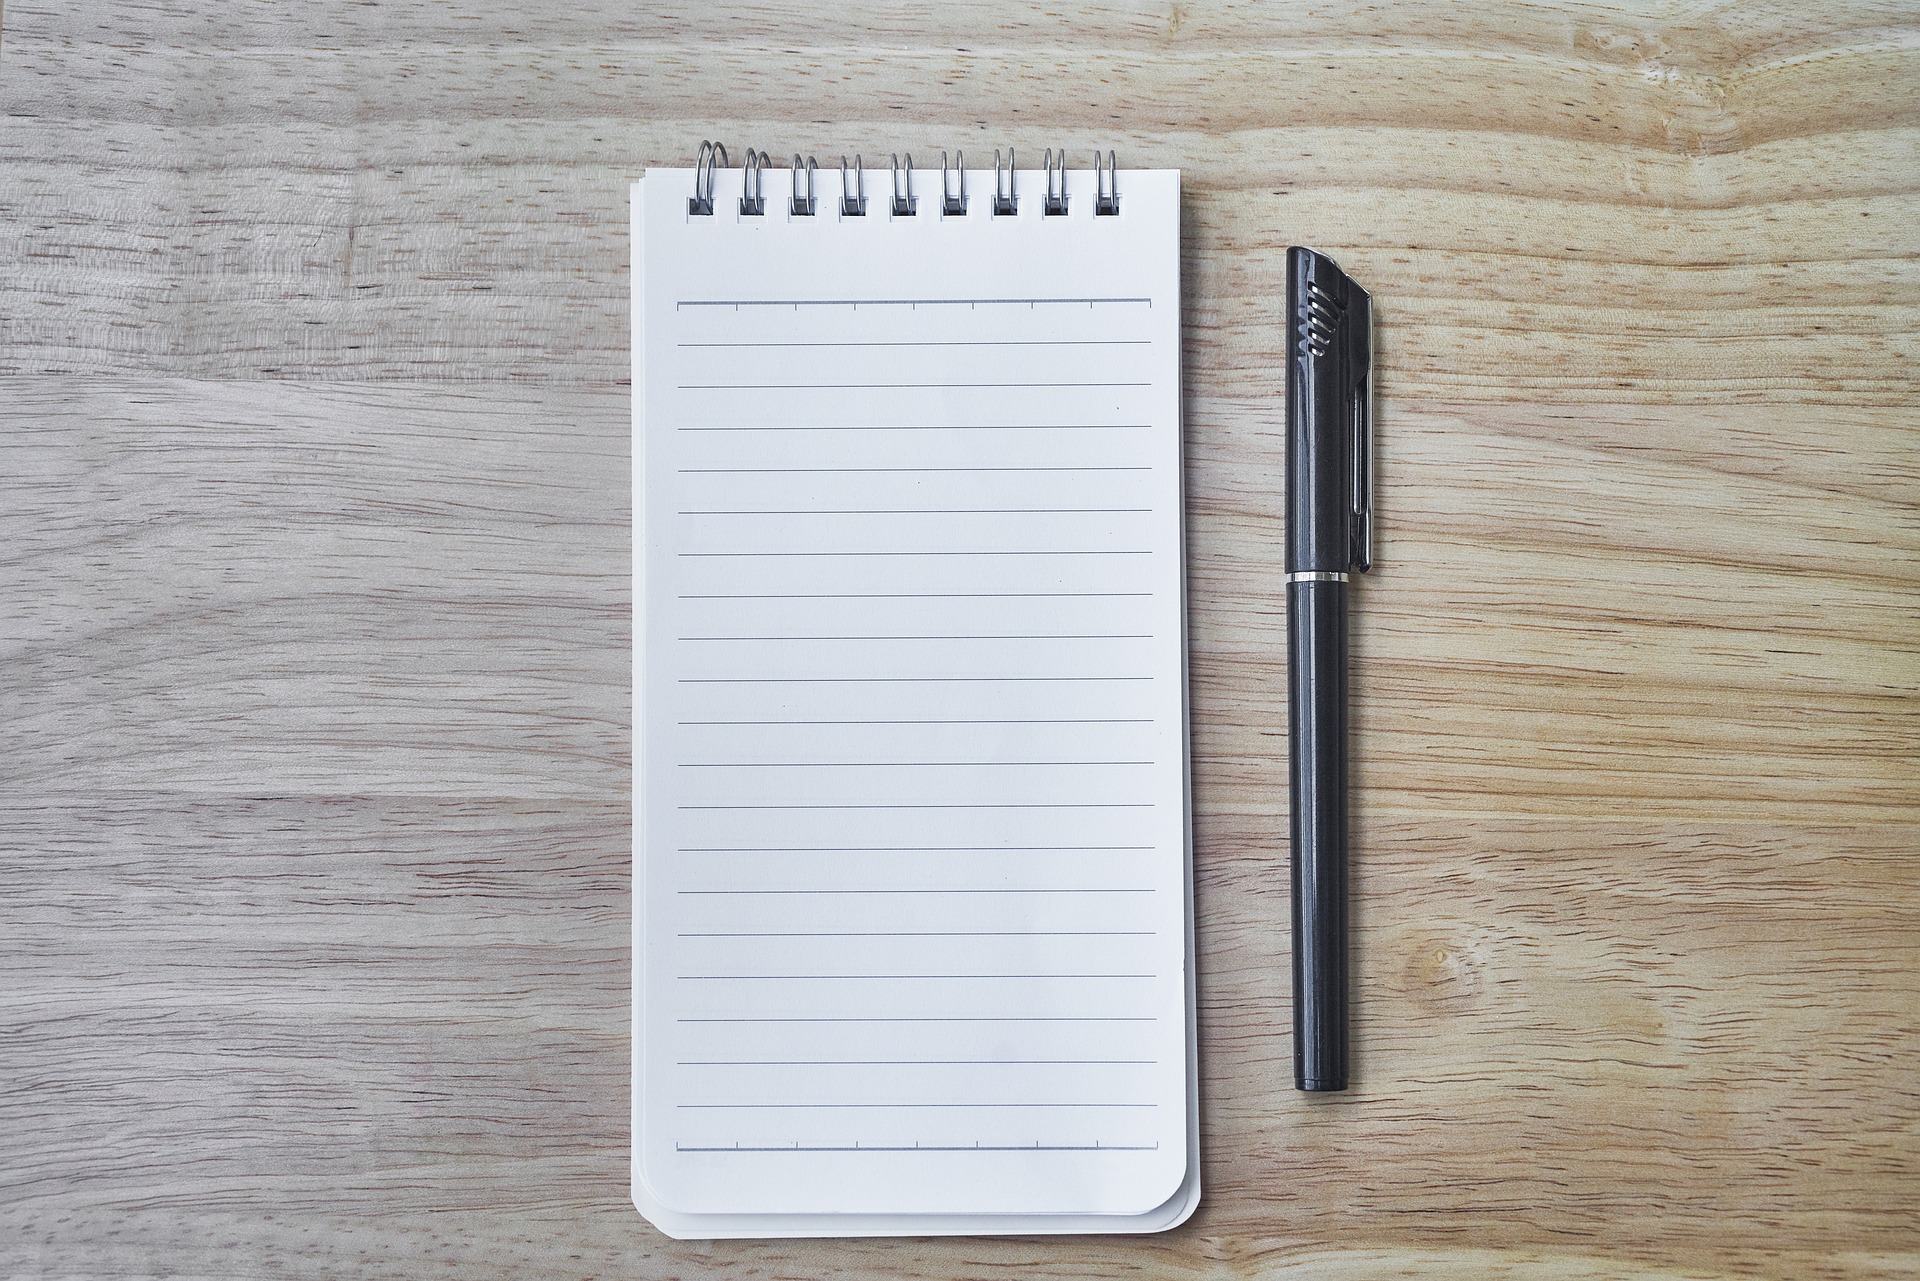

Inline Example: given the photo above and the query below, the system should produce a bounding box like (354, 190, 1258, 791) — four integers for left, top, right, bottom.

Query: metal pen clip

(1348, 282, 1374, 574)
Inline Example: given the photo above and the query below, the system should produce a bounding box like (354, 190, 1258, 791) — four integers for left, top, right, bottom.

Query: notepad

(631, 155, 1196, 1238)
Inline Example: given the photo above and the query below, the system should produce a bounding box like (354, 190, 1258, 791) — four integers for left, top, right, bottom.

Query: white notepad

(632, 157, 1196, 1238)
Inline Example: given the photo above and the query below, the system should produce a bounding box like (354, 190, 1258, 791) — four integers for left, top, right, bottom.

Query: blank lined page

(633, 165, 1188, 1219)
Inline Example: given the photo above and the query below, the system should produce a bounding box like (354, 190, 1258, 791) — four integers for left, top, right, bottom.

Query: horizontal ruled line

(677, 887, 1153, 895)
(678, 465, 1149, 474)
(678, 1016, 1155, 1024)
(678, 633, 1151, 641)
(678, 592, 1152, 600)
(676, 804, 1155, 811)
(677, 507, 1152, 514)
(679, 676, 1150, 684)
(676, 297, 1152, 308)
(678, 1058, 1156, 1065)
(678, 930, 1156, 938)
(676, 1102, 1158, 1109)
(680, 425, 1148, 433)
(682, 381, 1151, 390)
(675, 1106, 1152, 1113)
(677, 719, 1154, 726)
(677, 550, 1151, 558)
(678, 845, 1153, 852)
(678, 760, 1153, 768)
(683, 1145, 1158, 1155)
(679, 973, 1156, 981)
(677, 340, 1151, 348)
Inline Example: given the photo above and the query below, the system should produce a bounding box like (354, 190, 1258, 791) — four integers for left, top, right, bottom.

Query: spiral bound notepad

(632, 147, 1197, 1239)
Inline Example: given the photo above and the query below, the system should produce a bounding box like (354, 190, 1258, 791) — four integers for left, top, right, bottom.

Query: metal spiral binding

(840, 155, 866, 216)
(739, 150, 769, 216)
(686, 144, 1120, 218)
(890, 153, 915, 215)
(940, 150, 966, 216)
(1043, 148, 1068, 216)
(992, 148, 1016, 216)
(790, 154, 817, 216)
(690, 140, 726, 215)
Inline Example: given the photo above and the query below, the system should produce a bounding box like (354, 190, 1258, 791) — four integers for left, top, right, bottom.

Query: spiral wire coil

(686, 142, 1120, 219)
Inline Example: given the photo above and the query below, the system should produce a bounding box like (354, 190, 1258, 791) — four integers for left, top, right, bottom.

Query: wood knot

(1411, 936, 1484, 1002)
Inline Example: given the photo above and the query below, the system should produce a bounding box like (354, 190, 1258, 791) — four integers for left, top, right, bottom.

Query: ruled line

(676, 297, 1152, 308)
(676, 803, 1155, 812)
(680, 424, 1148, 433)
(677, 340, 1152, 348)
(677, 1016, 1157, 1023)
(679, 973, 1156, 981)
(677, 507, 1153, 514)
(678, 592, 1152, 600)
(678, 1058, 1157, 1065)
(677, 719, 1154, 726)
(678, 465, 1150, 474)
(678, 845, 1153, 852)
(674, 1142, 1161, 1152)
(676, 1102, 1158, 1109)
(677, 633, 1152, 641)
(682, 381, 1151, 390)
(677, 549, 1151, 558)
(678, 676, 1151, 684)
(676, 887, 1153, 894)
(677, 760, 1154, 768)
(677, 930, 1157, 938)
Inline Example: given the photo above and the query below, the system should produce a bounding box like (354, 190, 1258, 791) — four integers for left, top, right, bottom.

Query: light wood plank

(1, 0, 1916, 1276)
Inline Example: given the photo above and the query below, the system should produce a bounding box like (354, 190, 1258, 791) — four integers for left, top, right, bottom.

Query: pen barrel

(1289, 577, 1349, 1092)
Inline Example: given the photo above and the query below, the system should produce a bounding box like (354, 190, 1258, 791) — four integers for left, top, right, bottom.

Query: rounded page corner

(631, 1162, 701, 1240)
(1141, 1157, 1202, 1233)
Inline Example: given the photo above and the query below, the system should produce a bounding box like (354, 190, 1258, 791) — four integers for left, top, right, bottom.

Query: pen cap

(1285, 248, 1373, 575)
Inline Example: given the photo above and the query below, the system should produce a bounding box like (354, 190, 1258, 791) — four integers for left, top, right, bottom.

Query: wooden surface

(3, 2, 1917, 1277)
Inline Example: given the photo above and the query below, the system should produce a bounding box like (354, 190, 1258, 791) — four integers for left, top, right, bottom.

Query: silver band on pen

(1288, 571, 1350, 583)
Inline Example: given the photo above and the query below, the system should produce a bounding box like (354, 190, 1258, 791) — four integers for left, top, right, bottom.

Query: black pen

(1285, 247, 1373, 1093)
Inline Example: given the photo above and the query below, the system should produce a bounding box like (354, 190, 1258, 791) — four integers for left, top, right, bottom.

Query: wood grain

(2, 1, 1916, 1277)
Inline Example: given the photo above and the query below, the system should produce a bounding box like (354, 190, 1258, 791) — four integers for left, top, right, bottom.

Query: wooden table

(4, 3, 1916, 1277)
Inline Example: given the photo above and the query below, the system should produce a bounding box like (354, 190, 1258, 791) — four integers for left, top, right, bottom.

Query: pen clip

(1347, 282, 1374, 574)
